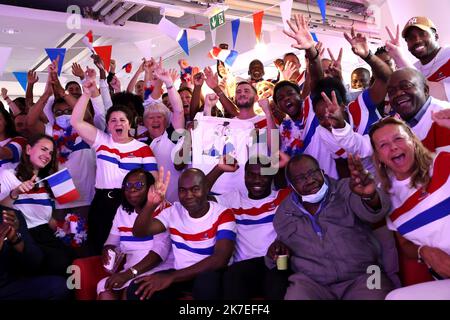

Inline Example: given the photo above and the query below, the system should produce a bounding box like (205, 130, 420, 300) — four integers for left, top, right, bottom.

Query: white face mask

(55, 114, 71, 129)
(300, 181, 328, 203)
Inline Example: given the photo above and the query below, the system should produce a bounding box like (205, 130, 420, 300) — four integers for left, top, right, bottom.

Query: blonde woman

(369, 117, 450, 299)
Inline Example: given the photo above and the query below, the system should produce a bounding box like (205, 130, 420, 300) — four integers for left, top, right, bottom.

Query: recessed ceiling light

(2, 28, 21, 35)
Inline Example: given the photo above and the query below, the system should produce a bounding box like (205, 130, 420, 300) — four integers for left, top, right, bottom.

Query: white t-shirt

(216, 189, 290, 262)
(414, 46, 450, 100)
(192, 113, 254, 195)
(45, 124, 96, 208)
(92, 130, 158, 189)
(150, 131, 180, 203)
(409, 97, 450, 152)
(0, 169, 53, 228)
(156, 201, 236, 270)
(0, 136, 26, 170)
(386, 151, 450, 255)
(97, 203, 174, 293)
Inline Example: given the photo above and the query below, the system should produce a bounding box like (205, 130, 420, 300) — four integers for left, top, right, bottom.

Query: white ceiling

(0, 0, 393, 98)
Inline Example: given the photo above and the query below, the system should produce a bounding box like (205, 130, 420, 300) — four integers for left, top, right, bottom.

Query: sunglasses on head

(124, 181, 146, 191)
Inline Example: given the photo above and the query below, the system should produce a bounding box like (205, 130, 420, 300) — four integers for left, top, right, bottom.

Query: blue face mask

(55, 114, 71, 129)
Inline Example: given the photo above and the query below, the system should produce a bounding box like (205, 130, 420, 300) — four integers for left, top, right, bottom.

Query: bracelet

(363, 50, 373, 62)
(166, 84, 174, 90)
(9, 190, 18, 201)
(307, 47, 320, 61)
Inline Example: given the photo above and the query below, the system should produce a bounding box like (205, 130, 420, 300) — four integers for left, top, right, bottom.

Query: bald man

(387, 67, 450, 151)
(129, 168, 236, 300)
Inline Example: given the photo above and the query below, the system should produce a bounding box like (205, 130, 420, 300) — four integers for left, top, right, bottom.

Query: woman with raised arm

(369, 117, 450, 299)
(71, 76, 158, 255)
(97, 168, 172, 300)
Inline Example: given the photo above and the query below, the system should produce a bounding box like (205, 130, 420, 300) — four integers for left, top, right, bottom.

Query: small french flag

(82, 30, 95, 53)
(45, 168, 80, 204)
(208, 47, 239, 67)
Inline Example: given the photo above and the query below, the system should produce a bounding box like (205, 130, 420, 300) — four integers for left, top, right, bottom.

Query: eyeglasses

(54, 109, 72, 117)
(387, 80, 416, 97)
(290, 168, 322, 184)
(124, 181, 146, 191)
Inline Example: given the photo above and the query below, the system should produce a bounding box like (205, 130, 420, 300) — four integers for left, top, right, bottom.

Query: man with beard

(206, 156, 291, 300)
(386, 17, 449, 101)
(402, 17, 449, 101)
(129, 168, 236, 300)
(270, 154, 394, 300)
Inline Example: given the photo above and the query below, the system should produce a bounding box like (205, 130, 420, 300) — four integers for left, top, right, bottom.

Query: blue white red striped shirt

(0, 136, 26, 170)
(92, 131, 158, 189)
(156, 201, 236, 270)
(387, 151, 450, 255)
(216, 189, 290, 262)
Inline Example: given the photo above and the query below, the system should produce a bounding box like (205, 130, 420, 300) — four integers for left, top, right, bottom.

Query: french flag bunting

(46, 168, 80, 204)
(208, 47, 239, 67)
(82, 30, 95, 53)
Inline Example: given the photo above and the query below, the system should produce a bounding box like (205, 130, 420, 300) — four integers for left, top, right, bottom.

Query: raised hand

(316, 41, 325, 58)
(274, 59, 284, 72)
(344, 27, 369, 58)
(204, 93, 219, 110)
(91, 54, 105, 71)
(283, 14, 315, 50)
(193, 72, 205, 87)
(281, 61, 297, 81)
(204, 66, 219, 90)
(217, 154, 239, 173)
(154, 66, 172, 86)
(431, 109, 450, 129)
(327, 48, 343, 80)
(320, 91, 346, 128)
(348, 154, 376, 198)
(137, 59, 145, 74)
(71, 63, 85, 80)
(109, 59, 116, 73)
(110, 76, 121, 92)
(1, 88, 8, 100)
(258, 97, 271, 115)
(27, 70, 39, 85)
(82, 78, 98, 97)
(147, 166, 170, 207)
(385, 24, 401, 56)
(168, 68, 179, 83)
(85, 67, 97, 81)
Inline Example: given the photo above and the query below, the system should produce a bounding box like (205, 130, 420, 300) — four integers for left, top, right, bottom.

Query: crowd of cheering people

(0, 13, 449, 300)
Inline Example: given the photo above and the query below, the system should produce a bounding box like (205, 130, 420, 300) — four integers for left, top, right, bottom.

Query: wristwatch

(129, 267, 139, 278)
(10, 232, 23, 246)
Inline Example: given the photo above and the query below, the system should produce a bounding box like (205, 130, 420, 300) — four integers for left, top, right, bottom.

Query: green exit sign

(209, 11, 225, 30)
